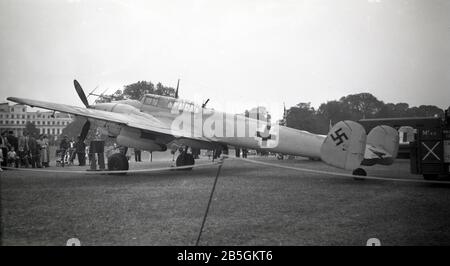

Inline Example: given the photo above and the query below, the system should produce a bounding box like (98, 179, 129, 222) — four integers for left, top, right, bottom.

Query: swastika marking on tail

(330, 128, 348, 146)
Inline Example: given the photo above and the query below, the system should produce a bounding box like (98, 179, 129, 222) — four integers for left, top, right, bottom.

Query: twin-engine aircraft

(7, 80, 399, 175)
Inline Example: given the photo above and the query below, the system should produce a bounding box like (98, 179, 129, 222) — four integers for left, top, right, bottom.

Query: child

(7, 147, 19, 168)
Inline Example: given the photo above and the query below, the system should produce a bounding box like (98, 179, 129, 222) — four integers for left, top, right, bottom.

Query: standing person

(28, 133, 41, 168)
(242, 148, 248, 158)
(86, 145, 91, 166)
(75, 136, 86, 166)
(0, 131, 9, 167)
(18, 133, 30, 168)
(59, 135, 70, 167)
(134, 148, 141, 162)
(235, 147, 241, 158)
(89, 130, 105, 171)
(42, 135, 50, 167)
(68, 137, 76, 165)
(37, 134, 50, 168)
(7, 131, 18, 154)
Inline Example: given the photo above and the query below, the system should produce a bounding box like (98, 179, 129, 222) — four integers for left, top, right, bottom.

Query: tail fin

(320, 121, 366, 170)
(361, 125, 399, 166)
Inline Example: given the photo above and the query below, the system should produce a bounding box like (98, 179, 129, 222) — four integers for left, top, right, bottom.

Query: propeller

(73, 79, 91, 141)
(74, 79, 90, 108)
(79, 120, 91, 141)
(174, 79, 180, 99)
(202, 98, 210, 108)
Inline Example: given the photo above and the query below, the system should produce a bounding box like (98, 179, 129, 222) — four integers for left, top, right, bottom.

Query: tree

(155, 82, 176, 98)
(408, 105, 444, 117)
(96, 80, 177, 102)
(339, 93, 384, 119)
(123, 81, 155, 100)
(24, 122, 39, 137)
(317, 100, 352, 126)
(286, 102, 328, 134)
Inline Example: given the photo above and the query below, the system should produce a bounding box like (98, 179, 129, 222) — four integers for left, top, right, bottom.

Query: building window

(27, 115, 30, 119)
(22, 115, 25, 119)
(47, 129, 50, 134)
(22, 121, 25, 124)
(23, 108, 26, 112)
(52, 129, 55, 135)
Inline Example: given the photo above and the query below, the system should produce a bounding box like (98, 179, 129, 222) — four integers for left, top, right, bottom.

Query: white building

(0, 102, 73, 137)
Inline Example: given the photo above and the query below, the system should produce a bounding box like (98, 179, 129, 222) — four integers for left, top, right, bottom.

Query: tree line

(285, 93, 445, 134)
(95, 80, 176, 103)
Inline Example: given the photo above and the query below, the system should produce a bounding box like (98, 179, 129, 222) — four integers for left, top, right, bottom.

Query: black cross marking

(257, 125, 272, 141)
(330, 128, 348, 146)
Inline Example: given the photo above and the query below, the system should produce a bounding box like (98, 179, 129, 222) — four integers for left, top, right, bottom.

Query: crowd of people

(1, 130, 238, 171)
(0, 131, 50, 169)
(0, 130, 108, 171)
(0, 131, 91, 169)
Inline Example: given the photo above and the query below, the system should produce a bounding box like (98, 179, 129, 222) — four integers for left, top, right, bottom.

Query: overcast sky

(0, 0, 449, 120)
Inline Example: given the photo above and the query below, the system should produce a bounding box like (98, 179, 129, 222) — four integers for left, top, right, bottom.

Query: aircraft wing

(6, 97, 209, 142)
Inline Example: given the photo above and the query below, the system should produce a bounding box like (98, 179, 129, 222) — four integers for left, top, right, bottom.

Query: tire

(352, 168, 367, 180)
(108, 153, 129, 173)
(176, 153, 195, 170)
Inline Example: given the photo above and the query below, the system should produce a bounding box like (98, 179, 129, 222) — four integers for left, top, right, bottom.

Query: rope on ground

(229, 157, 450, 185)
(0, 161, 220, 175)
(195, 156, 225, 246)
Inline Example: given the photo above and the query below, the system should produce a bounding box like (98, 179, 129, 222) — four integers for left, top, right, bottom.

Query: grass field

(1, 156, 450, 246)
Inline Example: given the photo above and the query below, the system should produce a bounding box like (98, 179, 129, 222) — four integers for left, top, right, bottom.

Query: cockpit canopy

(141, 94, 201, 113)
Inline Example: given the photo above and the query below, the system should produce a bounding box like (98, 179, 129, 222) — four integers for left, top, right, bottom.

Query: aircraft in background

(7, 80, 399, 175)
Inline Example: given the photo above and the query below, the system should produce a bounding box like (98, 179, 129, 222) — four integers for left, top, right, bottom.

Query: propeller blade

(202, 98, 210, 108)
(79, 120, 91, 141)
(175, 79, 180, 99)
(74, 79, 90, 108)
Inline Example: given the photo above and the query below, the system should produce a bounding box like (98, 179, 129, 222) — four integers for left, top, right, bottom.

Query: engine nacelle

(116, 127, 167, 152)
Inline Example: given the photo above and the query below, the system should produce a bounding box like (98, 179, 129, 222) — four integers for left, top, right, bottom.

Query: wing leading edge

(6, 97, 207, 142)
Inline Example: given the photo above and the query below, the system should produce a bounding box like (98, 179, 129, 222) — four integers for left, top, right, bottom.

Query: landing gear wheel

(176, 153, 195, 170)
(108, 153, 129, 174)
(352, 168, 367, 180)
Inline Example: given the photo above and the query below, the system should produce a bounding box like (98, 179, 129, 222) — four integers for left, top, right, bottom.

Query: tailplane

(361, 125, 399, 166)
(320, 121, 366, 170)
